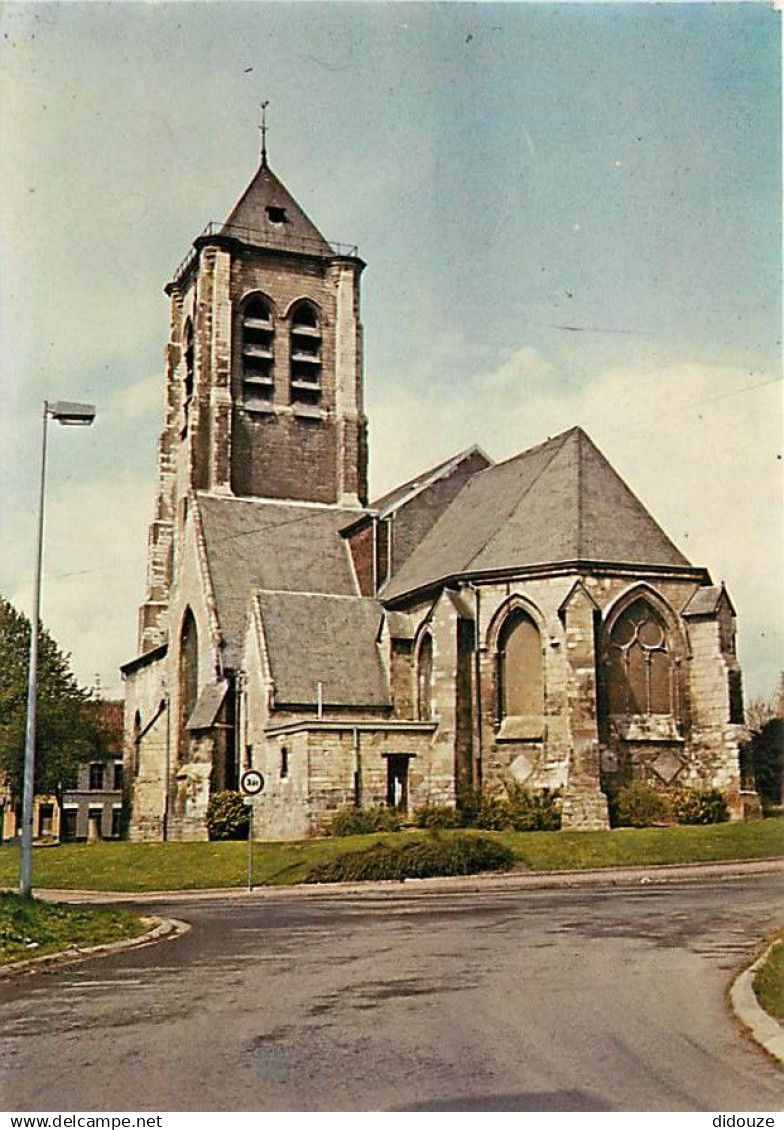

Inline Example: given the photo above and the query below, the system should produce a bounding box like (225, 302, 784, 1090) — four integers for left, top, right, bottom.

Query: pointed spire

(259, 100, 269, 167)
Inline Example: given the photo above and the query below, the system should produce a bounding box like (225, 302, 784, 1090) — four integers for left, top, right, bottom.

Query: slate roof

(222, 160, 334, 258)
(382, 427, 692, 601)
(682, 584, 734, 617)
(254, 591, 390, 708)
(197, 495, 363, 665)
(186, 681, 230, 731)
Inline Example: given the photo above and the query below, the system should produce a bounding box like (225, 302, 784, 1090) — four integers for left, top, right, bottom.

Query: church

(122, 138, 752, 841)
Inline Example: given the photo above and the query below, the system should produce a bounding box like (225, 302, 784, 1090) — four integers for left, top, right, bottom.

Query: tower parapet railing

(168, 222, 360, 289)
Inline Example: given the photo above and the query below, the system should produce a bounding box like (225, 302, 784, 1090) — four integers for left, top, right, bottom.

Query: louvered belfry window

(289, 301, 322, 405)
(241, 296, 275, 408)
(607, 599, 673, 715)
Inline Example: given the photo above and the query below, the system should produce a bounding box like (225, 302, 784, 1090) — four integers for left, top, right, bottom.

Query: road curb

(0, 916, 191, 979)
(730, 938, 784, 1067)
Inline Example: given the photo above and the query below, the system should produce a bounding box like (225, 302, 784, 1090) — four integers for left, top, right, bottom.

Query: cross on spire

(260, 100, 269, 166)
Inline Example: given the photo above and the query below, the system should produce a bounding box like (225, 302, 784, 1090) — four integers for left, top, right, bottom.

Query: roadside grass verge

(0, 817, 780, 892)
(0, 892, 146, 965)
(753, 938, 784, 1024)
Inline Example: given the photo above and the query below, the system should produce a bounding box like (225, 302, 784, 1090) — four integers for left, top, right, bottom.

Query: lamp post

(19, 400, 96, 898)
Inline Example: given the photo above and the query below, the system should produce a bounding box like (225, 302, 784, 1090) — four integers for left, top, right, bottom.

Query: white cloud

(6, 470, 153, 700)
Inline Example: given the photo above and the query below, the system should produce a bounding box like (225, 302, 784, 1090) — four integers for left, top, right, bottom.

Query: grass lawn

(753, 938, 784, 1024)
(0, 892, 146, 965)
(0, 817, 780, 893)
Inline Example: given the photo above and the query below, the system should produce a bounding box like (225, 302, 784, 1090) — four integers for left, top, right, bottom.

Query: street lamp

(19, 400, 96, 898)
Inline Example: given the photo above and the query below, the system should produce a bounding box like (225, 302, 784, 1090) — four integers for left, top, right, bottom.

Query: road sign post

(240, 769, 265, 891)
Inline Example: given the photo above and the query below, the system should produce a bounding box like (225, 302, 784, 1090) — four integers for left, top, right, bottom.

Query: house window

(607, 598, 675, 716)
(416, 632, 433, 721)
(289, 301, 322, 406)
(498, 610, 544, 717)
(113, 762, 123, 791)
(241, 295, 275, 409)
(280, 747, 289, 779)
(89, 762, 104, 791)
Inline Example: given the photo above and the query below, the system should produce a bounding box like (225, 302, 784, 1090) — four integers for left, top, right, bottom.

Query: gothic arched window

(289, 300, 322, 405)
(179, 609, 199, 759)
(416, 631, 433, 721)
(607, 598, 674, 716)
(241, 295, 274, 408)
(498, 610, 544, 718)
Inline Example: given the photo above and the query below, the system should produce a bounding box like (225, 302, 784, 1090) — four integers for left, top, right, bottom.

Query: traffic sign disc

(240, 769, 265, 796)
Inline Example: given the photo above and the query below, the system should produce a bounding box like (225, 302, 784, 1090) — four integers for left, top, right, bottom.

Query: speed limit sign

(240, 769, 265, 796)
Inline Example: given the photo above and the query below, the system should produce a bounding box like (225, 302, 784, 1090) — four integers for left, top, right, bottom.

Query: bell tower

(166, 138, 367, 508)
(136, 131, 367, 653)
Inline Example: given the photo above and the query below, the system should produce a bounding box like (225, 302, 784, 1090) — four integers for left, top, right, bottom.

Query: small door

(38, 803, 54, 838)
(386, 755, 410, 812)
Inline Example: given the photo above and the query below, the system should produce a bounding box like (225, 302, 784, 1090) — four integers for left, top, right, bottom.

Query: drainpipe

(353, 727, 361, 806)
(469, 584, 483, 796)
(317, 681, 324, 720)
(162, 695, 171, 841)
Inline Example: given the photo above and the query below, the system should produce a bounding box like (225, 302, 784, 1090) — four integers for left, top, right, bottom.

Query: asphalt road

(2, 876, 783, 1112)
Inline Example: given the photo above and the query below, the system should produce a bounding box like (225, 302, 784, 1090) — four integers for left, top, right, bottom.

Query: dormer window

(290, 301, 322, 406)
(242, 295, 274, 410)
(265, 205, 288, 225)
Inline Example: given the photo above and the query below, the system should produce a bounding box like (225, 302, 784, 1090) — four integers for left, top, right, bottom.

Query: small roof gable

(371, 447, 492, 518)
(682, 584, 735, 618)
(197, 495, 362, 666)
(382, 427, 691, 601)
(255, 591, 391, 709)
(222, 161, 334, 257)
(186, 681, 230, 731)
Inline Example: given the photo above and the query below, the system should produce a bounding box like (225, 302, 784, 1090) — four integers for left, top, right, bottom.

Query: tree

(742, 676, 784, 809)
(0, 597, 107, 800)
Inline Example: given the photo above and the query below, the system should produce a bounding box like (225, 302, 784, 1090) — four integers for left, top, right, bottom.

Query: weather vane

(260, 100, 269, 165)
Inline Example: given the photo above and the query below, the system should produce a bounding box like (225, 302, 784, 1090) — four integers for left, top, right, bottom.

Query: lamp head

(48, 401, 96, 426)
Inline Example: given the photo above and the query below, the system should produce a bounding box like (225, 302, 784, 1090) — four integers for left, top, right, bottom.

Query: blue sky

(0, 1, 780, 700)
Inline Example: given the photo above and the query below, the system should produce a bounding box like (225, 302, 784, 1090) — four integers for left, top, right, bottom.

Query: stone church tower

(138, 143, 367, 656)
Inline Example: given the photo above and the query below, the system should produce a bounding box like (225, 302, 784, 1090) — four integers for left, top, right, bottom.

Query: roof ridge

(372, 445, 492, 514)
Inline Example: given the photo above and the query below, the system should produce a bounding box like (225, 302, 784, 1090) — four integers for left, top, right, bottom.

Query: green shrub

(472, 786, 562, 832)
(474, 794, 511, 830)
(413, 803, 461, 829)
(505, 783, 562, 831)
(206, 791, 250, 840)
(672, 786, 729, 825)
(612, 781, 671, 828)
(329, 805, 402, 836)
(304, 834, 515, 884)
